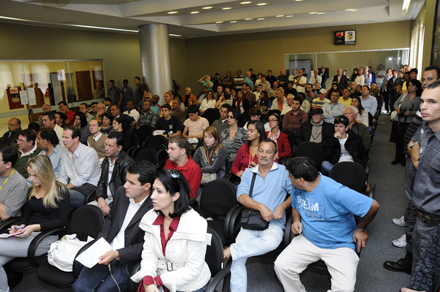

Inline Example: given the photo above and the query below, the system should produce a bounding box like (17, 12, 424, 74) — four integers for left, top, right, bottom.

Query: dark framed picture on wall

(432, 0, 440, 66)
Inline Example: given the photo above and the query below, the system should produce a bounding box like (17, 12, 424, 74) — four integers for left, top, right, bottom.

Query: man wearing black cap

(294, 108, 335, 148)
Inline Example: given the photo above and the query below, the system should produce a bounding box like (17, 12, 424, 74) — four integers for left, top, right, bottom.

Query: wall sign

(334, 30, 356, 45)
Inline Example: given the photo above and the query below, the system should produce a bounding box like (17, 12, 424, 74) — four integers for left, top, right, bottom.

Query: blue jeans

(177, 280, 209, 292)
(321, 161, 334, 176)
(73, 260, 129, 292)
(229, 225, 283, 292)
(70, 189, 86, 209)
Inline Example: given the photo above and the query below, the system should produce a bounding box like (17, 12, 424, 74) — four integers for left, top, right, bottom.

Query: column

(138, 24, 172, 105)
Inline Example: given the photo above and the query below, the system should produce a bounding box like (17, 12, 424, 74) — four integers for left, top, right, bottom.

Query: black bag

(240, 173, 269, 230)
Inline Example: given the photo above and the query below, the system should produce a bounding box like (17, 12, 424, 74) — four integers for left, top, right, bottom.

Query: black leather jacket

(96, 151, 134, 200)
(294, 120, 335, 148)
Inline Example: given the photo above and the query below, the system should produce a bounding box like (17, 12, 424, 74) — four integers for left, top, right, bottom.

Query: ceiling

(0, 0, 426, 38)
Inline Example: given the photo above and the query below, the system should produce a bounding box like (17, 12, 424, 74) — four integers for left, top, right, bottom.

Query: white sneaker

(392, 234, 407, 248)
(392, 216, 408, 227)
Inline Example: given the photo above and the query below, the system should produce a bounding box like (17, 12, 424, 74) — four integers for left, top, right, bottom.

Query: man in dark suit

(73, 160, 156, 292)
(387, 70, 401, 112)
(332, 68, 349, 89)
(0, 118, 22, 146)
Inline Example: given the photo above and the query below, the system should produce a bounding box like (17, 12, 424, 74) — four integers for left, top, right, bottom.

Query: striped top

(220, 127, 248, 162)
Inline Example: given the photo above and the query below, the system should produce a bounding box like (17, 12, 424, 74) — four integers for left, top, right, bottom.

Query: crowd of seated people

(1, 65, 437, 292)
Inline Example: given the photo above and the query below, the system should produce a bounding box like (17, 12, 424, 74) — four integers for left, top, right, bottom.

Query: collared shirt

(91, 132, 103, 142)
(282, 109, 308, 133)
(108, 86, 122, 105)
(355, 75, 365, 86)
(412, 122, 440, 215)
(111, 196, 148, 250)
(59, 143, 100, 187)
(322, 102, 345, 124)
(361, 95, 378, 116)
(138, 110, 159, 128)
(164, 157, 202, 199)
(124, 109, 140, 122)
(20, 143, 38, 157)
(237, 163, 291, 229)
(39, 144, 65, 178)
(271, 97, 287, 111)
(106, 158, 116, 202)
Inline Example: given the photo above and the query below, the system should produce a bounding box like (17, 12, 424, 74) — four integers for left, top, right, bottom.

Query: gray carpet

(12, 114, 411, 292)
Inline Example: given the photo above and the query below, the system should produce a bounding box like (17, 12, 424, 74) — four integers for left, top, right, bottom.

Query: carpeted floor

(11, 113, 411, 292)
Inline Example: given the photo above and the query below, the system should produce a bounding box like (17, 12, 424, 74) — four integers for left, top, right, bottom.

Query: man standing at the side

(133, 76, 149, 109)
(108, 79, 123, 108)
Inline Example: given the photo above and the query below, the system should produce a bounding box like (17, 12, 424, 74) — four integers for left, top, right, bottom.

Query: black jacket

(96, 151, 134, 200)
(387, 77, 401, 96)
(322, 131, 369, 169)
(294, 120, 335, 148)
(98, 186, 153, 271)
(332, 75, 349, 89)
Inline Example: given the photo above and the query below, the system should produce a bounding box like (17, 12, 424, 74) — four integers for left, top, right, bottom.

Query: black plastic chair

(204, 108, 220, 125)
(329, 161, 374, 198)
(36, 205, 105, 289)
(145, 135, 168, 152)
(135, 147, 166, 169)
(295, 142, 323, 171)
(205, 227, 232, 292)
(131, 133, 140, 147)
(200, 180, 238, 245)
(136, 125, 154, 146)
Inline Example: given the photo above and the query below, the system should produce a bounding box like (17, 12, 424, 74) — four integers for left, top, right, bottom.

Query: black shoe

(391, 159, 402, 165)
(383, 258, 412, 274)
(401, 160, 406, 166)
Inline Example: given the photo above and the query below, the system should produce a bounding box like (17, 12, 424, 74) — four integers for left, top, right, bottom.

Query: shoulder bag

(240, 173, 269, 230)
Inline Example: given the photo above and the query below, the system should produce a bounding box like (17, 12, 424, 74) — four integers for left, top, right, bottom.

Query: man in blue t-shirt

(275, 156, 379, 292)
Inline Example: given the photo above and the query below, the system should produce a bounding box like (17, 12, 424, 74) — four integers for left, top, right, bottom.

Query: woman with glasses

(266, 113, 291, 160)
(390, 79, 422, 166)
(220, 109, 248, 165)
(132, 169, 210, 292)
(193, 126, 228, 181)
(0, 156, 69, 292)
(231, 121, 265, 179)
(321, 115, 369, 175)
(199, 90, 216, 114)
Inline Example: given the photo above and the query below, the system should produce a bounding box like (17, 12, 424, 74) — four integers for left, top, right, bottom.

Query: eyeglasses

(228, 116, 234, 119)
(268, 119, 278, 122)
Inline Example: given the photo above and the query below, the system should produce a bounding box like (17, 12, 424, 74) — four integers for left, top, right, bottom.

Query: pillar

(138, 24, 172, 105)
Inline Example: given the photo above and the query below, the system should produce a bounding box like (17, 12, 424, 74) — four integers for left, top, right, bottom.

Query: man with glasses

(321, 116, 369, 175)
(12, 129, 41, 179)
(0, 145, 28, 222)
(0, 118, 22, 146)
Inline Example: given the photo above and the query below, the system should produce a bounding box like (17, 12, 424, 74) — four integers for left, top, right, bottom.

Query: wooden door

(75, 71, 93, 101)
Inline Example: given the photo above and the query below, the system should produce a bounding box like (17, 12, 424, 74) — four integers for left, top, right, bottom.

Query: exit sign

(334, 30, 356, 45)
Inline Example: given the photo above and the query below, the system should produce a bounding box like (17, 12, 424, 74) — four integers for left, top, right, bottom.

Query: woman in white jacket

(131, 169, 210, 292)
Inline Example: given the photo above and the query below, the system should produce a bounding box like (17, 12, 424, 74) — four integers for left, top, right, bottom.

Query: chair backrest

(295, 142, 323, 168)
(200, 180, 237, 216)
(204, 108, 220, 125)
(137, 125, 154, 144)
(135, 148, 158, 165)
(131, 133, 140, 147)
(146, 135, 168, 152)
(224, 157, 231, 178)
(329, 161, 367, 193)
(69, 205, 104, 241)
(206, 227, 225, 275)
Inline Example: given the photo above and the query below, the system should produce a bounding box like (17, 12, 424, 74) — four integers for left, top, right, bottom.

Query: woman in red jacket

(266, 112, 292, 160)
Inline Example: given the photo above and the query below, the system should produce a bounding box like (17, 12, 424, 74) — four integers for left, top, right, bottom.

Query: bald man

(0, 118, 22, 146)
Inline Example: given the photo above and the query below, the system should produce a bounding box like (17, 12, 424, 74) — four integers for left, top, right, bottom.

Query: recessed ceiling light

(295, 0, 304, 1)
(168, 11, 178, 14)
(257, 18, 265, 20)
(345, 8, 358, 12)
(257, 3, 267, 6)
(286, 15, 294, 17)
(169, 34, 181, 37)
(222, 7, 232, 10)
(245, 18, 253, 20)
(230, 20, 237, 23)
(317, 12, 325, 14)
(191, 11, 199, 14)
(241, 1, 252, 4)
(203, 6, 213, 9)
(216, 21, 224, 23)
(276, 15, 284, 17)
(309, 12, 317, 14)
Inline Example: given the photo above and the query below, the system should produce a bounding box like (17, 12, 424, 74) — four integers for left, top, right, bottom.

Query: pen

(7, 225, 26, 231)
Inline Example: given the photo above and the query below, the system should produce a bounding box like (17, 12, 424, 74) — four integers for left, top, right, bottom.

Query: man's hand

(236, 171, 244, 178)
(401, 288, 426, 292)
(291, 221, 303, 234)
(273, 205, 285, 220)
(145, 284, 160, 292)
(259, 204, 273, 222)
(97, 198, 110, 216)
(98, 250, 119, 265)
(352, 229, 368, 253)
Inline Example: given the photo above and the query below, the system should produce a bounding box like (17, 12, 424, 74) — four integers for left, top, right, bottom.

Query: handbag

(240, 173, 269, 230)
(47, 234, 88, 272)
(200, 148, 218, 185)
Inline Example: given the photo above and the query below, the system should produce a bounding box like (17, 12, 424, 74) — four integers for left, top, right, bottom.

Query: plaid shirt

(137, 110, 158, 128)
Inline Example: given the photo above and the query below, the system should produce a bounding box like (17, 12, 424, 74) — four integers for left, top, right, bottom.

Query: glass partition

(0, 60, 103, 134)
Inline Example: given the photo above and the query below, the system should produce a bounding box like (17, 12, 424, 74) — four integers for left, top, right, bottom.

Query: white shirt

(295, 76, 307, 93)
(19, 143, 38, 157)
(375, 70, 386, 85)
(106, 158, 116, 202)
(200, 98, 216, 111)
(308, 75, 322, 87)
(253, 91, 262, 102)
(355, 75, 365, 86)
(58, 143, 100, 187)
(111, 196, 148, 250)
(124, 109, 140, 122)
(338, 135, 354, 163)
(87, 132, 103, 147)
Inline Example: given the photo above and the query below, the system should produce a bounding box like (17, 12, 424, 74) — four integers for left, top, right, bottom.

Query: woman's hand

(144, 284, 160, 292)
(236, 170, 244, 178)
(9, 225, 21, 235)
(14, 224, 40, 238)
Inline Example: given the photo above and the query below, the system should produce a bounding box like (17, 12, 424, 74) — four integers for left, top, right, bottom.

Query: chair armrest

(283, 216, 294, 246)
(365, 160, 370, 178)
(128, 260, 142, 292)
(72, 240, 97, 278)
(28, 228, 66, 266)
(83, 190, 97, 205)
(368, 183, 375, 199)
(227, 206, 244, 241)
(222, 172, 233, 182)
(0, 217, 21, 233)
(206, 259, 231, 292)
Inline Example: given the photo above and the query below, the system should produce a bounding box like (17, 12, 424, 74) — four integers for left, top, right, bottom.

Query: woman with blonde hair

(0, 155, 70, 292)
(193, 126, 228, 182)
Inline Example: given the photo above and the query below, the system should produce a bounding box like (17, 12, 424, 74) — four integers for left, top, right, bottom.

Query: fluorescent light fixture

(286, 15, 294, 17)
(168, 11, 178, 14)
(276, 15, 284, 17)
(203, 6, 213, 9)
(216, 21, 224, 23)
(345, 8, 358, 12)
(222, 7, 232, 10)
(402, 0, 411, 11)
(309, 12, 317, 14)
(230, 20, 237, 23)
(257, 18, 265, 20)
(257, 3, 267, 6)
(295, 0, 304, 1)
(317, 12, 325, 14)
(169, 34, 181, 37)
(191, 11, 199, 14)
(241, 1, 252, 4)
(245, 18, 253, 20)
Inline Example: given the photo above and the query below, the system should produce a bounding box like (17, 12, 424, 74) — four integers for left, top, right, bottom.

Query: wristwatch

(409, 141, 419, 149)
(356, 226, 366, 232)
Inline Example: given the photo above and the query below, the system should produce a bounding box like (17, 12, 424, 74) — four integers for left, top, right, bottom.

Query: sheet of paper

(0, 231, 24, 238)
(20, 91, 28, 105)
(206, 233, 212, 246)
(27, 88, 36, 106)
(75, 238, 112, 268)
